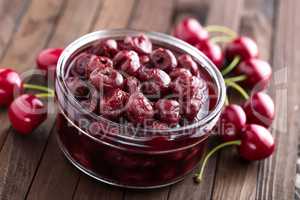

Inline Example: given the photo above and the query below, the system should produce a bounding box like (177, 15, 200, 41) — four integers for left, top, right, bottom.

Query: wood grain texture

(25, 1, 102, 199)
(93, 0, 136, 30)
(0, 0, 31, 59)
(128, 0, 175, 33)
(256, 0, 299, 199)
(0, 0, 66, 199)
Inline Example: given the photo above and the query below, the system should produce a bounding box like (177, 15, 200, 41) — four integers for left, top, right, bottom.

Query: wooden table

(0, 0, 298, 199)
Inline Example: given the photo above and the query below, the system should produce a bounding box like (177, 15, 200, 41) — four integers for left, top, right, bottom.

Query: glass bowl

(55, 29, 226, 189)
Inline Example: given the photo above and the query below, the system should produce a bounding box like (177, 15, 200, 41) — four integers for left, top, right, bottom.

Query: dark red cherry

(123, 34, 152, 54)
(0, 68, 22, 107)
(195, 40, 223, 69)
(172, 17, 209, 45)
(89, 67, 124, 91)
(70, 52, 92, 78)
(150, 48, 177, 71)
(155, 99, 180, 124)
(124, 76, 140, 93)
(99, 88, 129, 119)
(89, 39, 118, 57)
(8, 94, 47, 134)
(126, 92, 154, 124)
(169, 68, 192, 80)
(182, 97, 204, 121)
(171, 75, 206, 99)
(243, 92, 274, 128)
(66, 77, 90, 99)
(235, 58, 272, 89)
(141, 69, 171, 97)
(113, 50, 141, 76)
(36, 48, 63, 76)
(136, 66, 153, 81)
(87, 56, 113, 75)
(80, 90, 98, 113)
(224, 36, 258, 62)
(238, 124, 275, 161)
(178, 54, 199, 76)
(218, 104, 246, 141)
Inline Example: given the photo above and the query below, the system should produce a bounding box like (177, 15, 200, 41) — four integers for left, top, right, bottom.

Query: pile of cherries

(65, 34, 212, 129)
(0, 48, 62, 134)
(172, 17, 275, 182)
(0, 17, 275, 184)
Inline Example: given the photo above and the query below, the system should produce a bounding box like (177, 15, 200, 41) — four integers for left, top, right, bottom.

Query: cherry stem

(226, 81, 249, 100)
(205, 25, 238, 38)
(210, 35, 233, 44)
(36, 93, 54, 99)
(24, 84, 54, 95)
(224, 75, 247, 83)
(221, 56, 240, 76)
(194, 140, 241, 183)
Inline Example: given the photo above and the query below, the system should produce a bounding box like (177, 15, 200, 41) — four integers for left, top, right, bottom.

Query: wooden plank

(25, 0, 102, 199)
(71, 0, 136, 199)
(174, 0, 210, 24)
(211, 0, 276, 199)
(0, 0, 30, 59)
(128, 0, 174, 33)
(93, 0, 135, 30)
(256, 0, 299, 199)
(0, 0, 67, 199)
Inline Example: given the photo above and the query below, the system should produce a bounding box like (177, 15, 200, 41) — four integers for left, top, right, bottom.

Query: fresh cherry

(235, 58, 272, 89)
(195, 123, 275, 183)
(172, 17, 209, 45)
(126, 92, 154, 124)
(195, 40, 223, 69)
(89, 67, 124, 91)
(99, 88, 129, 119)
(141, 69, 171, 97)
(123, 34, 152, 54)
(0, 68, 22, 107)
(155, 99, 180, 124)
(243, 92, 275, 128)
(89, 39, 118, 58)
(238, 124, 275, 161)
(150, 48, 177, 71)
(8, 94, 47, 134)
(36, 48, 63, 77)
(177, 54, 199, 76)
(224, 36, 258, 62)
(113, 50, 141, 76)
(218, 104, 246, 141)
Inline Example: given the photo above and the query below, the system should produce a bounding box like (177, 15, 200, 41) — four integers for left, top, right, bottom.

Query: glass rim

(56, 29, 226, 136)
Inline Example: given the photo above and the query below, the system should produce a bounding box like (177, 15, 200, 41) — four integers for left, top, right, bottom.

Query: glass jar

(55, 30, 226, 189)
